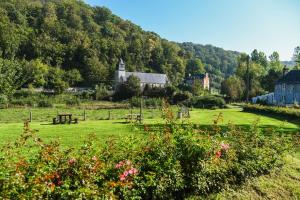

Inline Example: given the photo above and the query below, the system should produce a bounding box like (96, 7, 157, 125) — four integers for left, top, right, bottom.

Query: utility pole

(139, 96, 143, 124)
(246, 55, 250, 103)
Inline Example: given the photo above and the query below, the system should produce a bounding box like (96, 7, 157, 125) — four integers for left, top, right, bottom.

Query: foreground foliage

(0, 104, 292, 199)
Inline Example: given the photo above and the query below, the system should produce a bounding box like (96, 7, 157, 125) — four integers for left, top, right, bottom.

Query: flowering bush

(0, 104, 293, 199)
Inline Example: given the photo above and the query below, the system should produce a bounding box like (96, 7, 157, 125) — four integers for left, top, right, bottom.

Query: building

(274, 70, 300, 105)
(115, 59, 169, 89)
(185, 73, 210, 90)
(252, 93, 275, 105)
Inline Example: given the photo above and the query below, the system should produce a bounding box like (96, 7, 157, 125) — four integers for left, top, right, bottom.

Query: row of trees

(221, 47, 300, 101)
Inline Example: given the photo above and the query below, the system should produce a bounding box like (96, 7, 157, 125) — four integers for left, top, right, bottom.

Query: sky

(84, 0, 300, 61)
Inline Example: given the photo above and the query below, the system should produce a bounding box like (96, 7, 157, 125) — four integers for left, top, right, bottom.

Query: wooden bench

(53, 114, 78, 124)
(125, 114, 143, 123)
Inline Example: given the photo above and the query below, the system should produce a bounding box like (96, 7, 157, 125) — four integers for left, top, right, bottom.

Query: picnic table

(125, 114, 143, 123)
(53, 114, 78, 124)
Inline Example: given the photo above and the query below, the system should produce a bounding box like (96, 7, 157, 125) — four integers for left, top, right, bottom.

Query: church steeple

(119, 59, 125, 71)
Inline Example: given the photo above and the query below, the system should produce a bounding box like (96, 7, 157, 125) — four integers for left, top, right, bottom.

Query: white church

(115, 59, 169, 89)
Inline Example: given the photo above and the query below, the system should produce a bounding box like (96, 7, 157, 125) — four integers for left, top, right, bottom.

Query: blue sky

(84, 0, 300, 61)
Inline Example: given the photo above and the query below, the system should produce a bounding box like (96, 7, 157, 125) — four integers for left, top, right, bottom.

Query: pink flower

(128, 168, 138, 175)
(68, 158, 76, 165)
(115, 161, 124, 169)
(221, 143, 230, 151)
(123, 171, 129, 177)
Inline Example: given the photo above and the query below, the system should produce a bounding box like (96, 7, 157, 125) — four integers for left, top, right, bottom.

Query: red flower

(215, 151, 221, 158)
(68, 158, 76, 165)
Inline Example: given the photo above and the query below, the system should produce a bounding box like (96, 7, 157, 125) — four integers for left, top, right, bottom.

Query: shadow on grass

(242, 110, 300, 128)
(139, 123, 299, 135)
(40, 123, 79, 126)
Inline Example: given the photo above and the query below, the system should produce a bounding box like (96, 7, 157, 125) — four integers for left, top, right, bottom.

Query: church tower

(115, 59, 126, 85)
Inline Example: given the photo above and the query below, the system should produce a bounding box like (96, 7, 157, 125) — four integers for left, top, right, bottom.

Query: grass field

(0, 107, 299, 147)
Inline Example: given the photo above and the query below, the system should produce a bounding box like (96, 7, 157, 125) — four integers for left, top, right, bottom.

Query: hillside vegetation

(0, 0, 239, 96)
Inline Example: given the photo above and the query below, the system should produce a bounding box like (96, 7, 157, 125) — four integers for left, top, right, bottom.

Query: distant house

(115, 59, 169, 89)
(185, 73, 210, 90)
(274, 70, 300, 105)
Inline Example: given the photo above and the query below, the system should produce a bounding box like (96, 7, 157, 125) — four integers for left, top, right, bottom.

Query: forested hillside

(0, 0, 239, 95)
(180, 43, 239, 89)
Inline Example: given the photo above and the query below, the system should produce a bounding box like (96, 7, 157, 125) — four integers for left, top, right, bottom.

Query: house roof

(185, 73, 207, 80)
(125, 72, 168, 84)
(276, 70, 300, 84)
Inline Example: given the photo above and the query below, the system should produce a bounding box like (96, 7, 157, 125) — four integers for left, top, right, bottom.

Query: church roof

(186, 73, 206, 80)
(125, 72, 168, 84)
(276, 70, 300, 84)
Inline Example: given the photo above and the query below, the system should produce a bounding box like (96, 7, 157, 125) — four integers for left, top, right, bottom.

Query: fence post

(29, 111, 32, 122)
(84, 109, 86, 121)
(151, 107, 154, 119)
(139, 97, 143, 123)
(108, 110, 111, 120)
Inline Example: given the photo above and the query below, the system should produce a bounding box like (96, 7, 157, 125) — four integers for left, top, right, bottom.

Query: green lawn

(0, 108, 299, 148)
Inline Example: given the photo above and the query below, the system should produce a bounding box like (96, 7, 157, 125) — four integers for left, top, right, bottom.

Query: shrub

(243, 104, 300, 118)
(37, 99, 53, 107)
(130, 97, 162, 108)
(114, 75, 141, 100)
(186, 95, 226, 109)
(0, 94, 8, 106)
(10, 98, 35, 107)
(143, 85, 166, 98)
(173, 91, 192, 104)
(95, 84, 109, 100)
(80, 90, 94, 100)
(13, 89, 34, 98)
(65, 98, 81, 106)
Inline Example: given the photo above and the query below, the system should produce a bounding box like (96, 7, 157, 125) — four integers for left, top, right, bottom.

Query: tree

(236, 53, 265, 100)
(251, 49, 268, 70)
(186, 58, 205, 76)
(63, 69, 82, 86)
(25, 59, 49, 87)
(261, 69, 282, 92)
(191, 79, 204, 96)
(269, 51, 282, 72)
(221, 76, 245, 101)
(0, 58, 27, 99)
(293, 46, 300, 68)
(85, 56, 109, 86)
(44, 67, 69, 94)
(114, 75, 141, 100)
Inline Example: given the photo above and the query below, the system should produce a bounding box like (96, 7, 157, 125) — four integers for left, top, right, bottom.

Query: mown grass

(0, 108, 299, 147)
